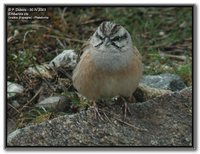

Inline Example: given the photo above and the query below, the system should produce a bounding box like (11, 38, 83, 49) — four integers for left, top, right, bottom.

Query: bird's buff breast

(72, 50, 141, 100)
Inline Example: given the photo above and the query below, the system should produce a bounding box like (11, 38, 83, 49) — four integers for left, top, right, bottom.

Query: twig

(16, 24, 51, 31)
(32, 64, 55, 92)
(56, 38, 66, 49)
(23, 30, 36, 51)
(101, 111, 113, 124)
(162, 53, 192, 61)
(58, 7, 68, 26)
(43, 31, 66, 48)
(112, 117, 148, 132)
(80, 18, 104, 25)
(184, 37, 192, 41)
(100, 108, 148, 132)
(145, 42, 171, 48)
(163, 49, 186, 55)
(57, 68, 72, 80)
(19, 87, 43, 112)
(65, 38, 86, 43)
(14, 70, 21, 82)
(8, 103, 20, 113)
(46, 34, 86, 44)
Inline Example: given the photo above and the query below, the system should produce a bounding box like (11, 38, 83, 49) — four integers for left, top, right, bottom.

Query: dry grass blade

(65, 38, 86, 44)
(58, 7, 68, 26)
(19, 87, 43, 112)
(112, 117, 148, 132)
(80, 18, 104, 25)
(23, 30, 36, 51)
(44, 34, 66, 49)
(16, 24, 51, 31)
(101, 108, 148, 132)
(45, 34, 86, 44)
(8, 103, 20, 113)
(163, 54, 192, 61)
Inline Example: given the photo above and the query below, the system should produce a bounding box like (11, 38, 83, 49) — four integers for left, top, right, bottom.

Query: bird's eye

(111, 33, 127, 42)
(111, 36, 121, 41)
(95, 32, 104, 40)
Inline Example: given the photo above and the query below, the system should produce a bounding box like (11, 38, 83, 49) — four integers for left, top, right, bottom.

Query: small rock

(169, 79, 187, 91)
(159, 31, 165, 36)
(140, 73, 186, 91)
(35, 96, 69, 112)
(134, 84, 172, 102)
(11, 100, 20, 108)
(7, 81, 24, 98)
(14, 30, 20, 37)
(24, 64, 52, 79)
(49, 49, 78, 69)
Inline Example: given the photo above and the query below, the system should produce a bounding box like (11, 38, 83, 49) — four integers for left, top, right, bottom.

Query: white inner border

(0, 0, 198, 153)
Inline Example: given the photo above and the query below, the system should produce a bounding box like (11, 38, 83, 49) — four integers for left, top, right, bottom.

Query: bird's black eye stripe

(111, 42, 120, 49)
(94, 41, 103, 47)
(95, 32, 104, 40)
(111, 33, 127, 42)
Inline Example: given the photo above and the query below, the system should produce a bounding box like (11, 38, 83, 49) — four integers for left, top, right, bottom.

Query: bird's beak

(104, 37, 111, 46)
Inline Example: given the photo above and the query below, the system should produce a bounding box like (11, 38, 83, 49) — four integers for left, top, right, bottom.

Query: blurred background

(7, 6, 192, 84)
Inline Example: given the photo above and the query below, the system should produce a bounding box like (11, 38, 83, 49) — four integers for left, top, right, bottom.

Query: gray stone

(7, 81, 24, 98)
(7, 119, 17, 135)
(24, 64, 53, 79)
(35, 96, 69, 112)
(49, 49, 78, 69)
(140, 73, 186, 91)
(7, 87, 192, 147)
